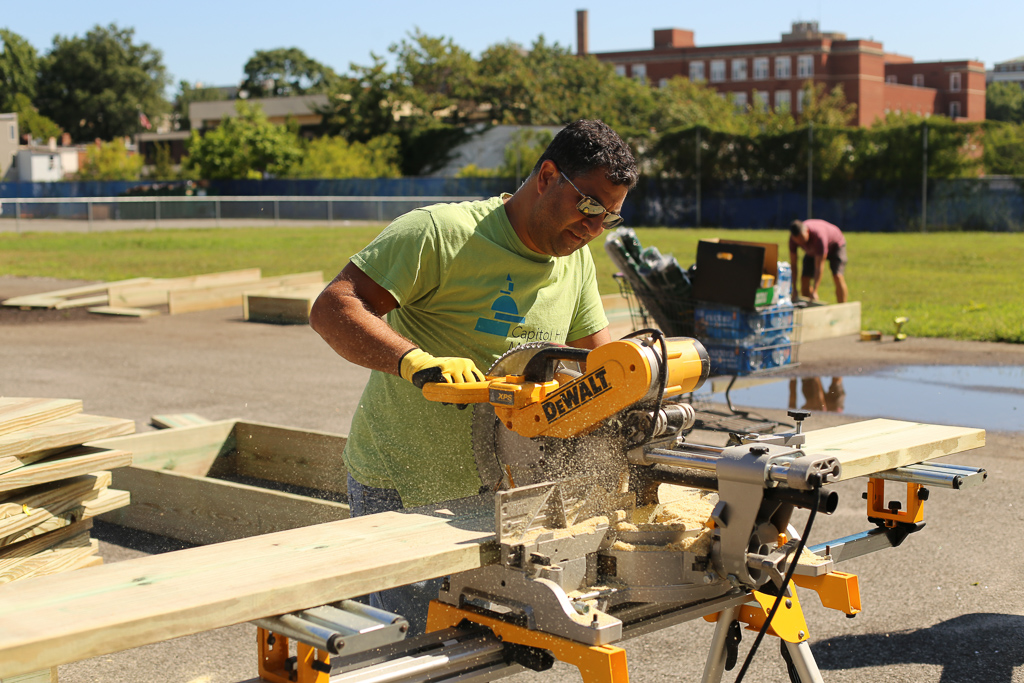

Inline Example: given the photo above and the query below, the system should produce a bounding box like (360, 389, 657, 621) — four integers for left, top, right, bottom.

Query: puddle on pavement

(697, 365, 1024, 432)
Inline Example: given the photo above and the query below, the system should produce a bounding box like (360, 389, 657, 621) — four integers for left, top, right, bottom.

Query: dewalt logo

(541, 368, 610, 423)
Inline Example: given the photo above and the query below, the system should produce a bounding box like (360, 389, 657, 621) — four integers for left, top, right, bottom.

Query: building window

(732, 92, 748, 109)
(950, 101, 961, 118)
(950, 72, 961, 92)
(614, 64, 626, 77)
(8, 124, 14, 140)
(753, 58, 769, 80)
(689, 61, 705, 82)
(731, 58, 748, 81)
(752, 90, 769, 110)
(886, 75, 897, 84)
(797, 55, 814, 78)
(796, 89, 805, 113)
(775, 90, 792, 112)
(710, 60, 726, 83)
(658, 77, 669, 88)
(775, 57, 791, 79)
(913, 74, 924, 87)
(632, 64, 647, 83)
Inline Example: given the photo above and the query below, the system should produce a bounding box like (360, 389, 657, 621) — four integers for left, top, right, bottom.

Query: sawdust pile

(515, 515, 610, 544)
(609, 487, 718, 557)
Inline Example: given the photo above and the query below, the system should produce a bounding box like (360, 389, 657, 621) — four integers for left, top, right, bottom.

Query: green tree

(77, 139, 143, 180)
(36, 24, 170, 141)
(388, 30, 478, 122)
(145, 142, 177, 180)
(798, 82, 858, 127)
(654, 77, 744, 133)
(986, 82, 1024, 124)
(241, 47, 339, 98)
(173, 80, 225, 130)
(0, 29, 38, 111)
(983, 122, 1024, 175)
(323, 53, 401, 142)
(182, 102, 302, 179)
(291, 134, 401, 178)
(8, 93, 62, 142)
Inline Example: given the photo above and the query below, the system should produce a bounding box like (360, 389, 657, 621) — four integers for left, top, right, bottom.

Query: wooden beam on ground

(149, 413, 213, 429)
(86, 306, 161, 318)
(0, 415, 135, 475)
(0, 418, 988, 678)
(2, 279, 153, 309)
(0, 447, 131, 494)
(0, 399, 83, 438)
(86, 419, 235, 475)
(801, 418, 985, 480)
(232, 421, 348, 494)
(243, 282, 325, 324)
(0, 473, 110, 544)
(795, 301, 862, 343)
(0, 497, 496, 677)
(107, 268, 263, 308)
(167, 271, 323, 315)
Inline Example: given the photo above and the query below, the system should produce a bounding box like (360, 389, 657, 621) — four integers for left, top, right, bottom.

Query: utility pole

(921, 122, 929, 233)
(807, 123, 814, 219)
(695, 127, 702, 227)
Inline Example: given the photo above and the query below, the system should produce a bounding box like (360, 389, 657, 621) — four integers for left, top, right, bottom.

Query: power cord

(733, 488, 822, 683)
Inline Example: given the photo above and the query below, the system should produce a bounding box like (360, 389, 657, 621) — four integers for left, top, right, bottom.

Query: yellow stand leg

(257, 627, 330, 683)
(427, 601, 630, 683)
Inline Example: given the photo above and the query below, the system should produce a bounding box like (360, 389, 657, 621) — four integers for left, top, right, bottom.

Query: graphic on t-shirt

(475, 274, 525, 337)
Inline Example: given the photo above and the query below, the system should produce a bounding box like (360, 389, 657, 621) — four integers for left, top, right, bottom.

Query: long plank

(0, 473, 111, 543)
(0, 536, 98, 585)
(1, 278, 152, 308)
(0, 414, 135, 473)
(0, 520, 93, 567)
(801, 418, 986, 480)
(168, 271, 323, 315)
(232, 421, 348, 493)
(795, 301, 862, 343)
(0, 398, 83, 438)
(149, 413, 213, 429)
(107, 268, 263, 307)
(102, 467, 347, 544)
(86, 306, 161, 318)
(81, 488, 129, 516)
(0, 497, 497, 677)
(0, 418, 989, 677)
(86, 419, 235, 475)
(0, 446, 131, 493)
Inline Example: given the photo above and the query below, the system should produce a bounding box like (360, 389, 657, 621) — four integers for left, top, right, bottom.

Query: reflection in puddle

(699, 365, 1024, 432)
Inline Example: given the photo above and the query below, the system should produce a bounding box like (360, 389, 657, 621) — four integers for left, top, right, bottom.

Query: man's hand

(399, 348, 485, 388)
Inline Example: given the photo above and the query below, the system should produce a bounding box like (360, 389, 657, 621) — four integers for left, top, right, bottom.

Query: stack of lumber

(0, 398, 135, 585)
(1, 268, 324, 318)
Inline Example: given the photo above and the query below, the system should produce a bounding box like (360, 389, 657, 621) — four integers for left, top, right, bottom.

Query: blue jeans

(347, 474, 443, 636)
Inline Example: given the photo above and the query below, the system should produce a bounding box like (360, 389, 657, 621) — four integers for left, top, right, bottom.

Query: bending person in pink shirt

(789, 219, 849, 303)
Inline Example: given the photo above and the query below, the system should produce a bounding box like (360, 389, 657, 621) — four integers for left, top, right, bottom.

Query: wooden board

(150, 413, 213, 429)
(0, 497, 497, 677)
(795, 301, 862, 343)
(167, 271, 323, 315)
(86, 306, 161, 318)
(0, 535, 98, 585)
(0, 399, 83, 438)
(232, 421, 348, 494)
(243, 282, 324, 325)
(102, 467, 346, 544)
(107, 268, 263, 308)
(0, 414, 135, 474)
(0, 520, 93, 566)
(801, 418, 985, 480)
(0, 447, 131, 493)
(0, 473, 110, 544)
(87, 419, 236, 476)
(1, 278, 152, 309)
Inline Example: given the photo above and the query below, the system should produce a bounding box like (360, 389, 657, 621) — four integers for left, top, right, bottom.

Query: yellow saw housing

(422, 337, 709, 440)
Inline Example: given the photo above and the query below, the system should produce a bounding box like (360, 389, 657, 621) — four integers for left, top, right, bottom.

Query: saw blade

(472, 343, 631, 496)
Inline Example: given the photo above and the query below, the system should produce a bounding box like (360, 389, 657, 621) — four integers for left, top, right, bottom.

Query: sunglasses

(559, 170, 624, 229)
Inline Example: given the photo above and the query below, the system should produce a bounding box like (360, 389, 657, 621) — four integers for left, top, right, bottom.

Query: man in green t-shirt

(309, 119, 638, 632)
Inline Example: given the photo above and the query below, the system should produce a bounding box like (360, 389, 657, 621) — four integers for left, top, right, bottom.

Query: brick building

(578, 12, 985, 125)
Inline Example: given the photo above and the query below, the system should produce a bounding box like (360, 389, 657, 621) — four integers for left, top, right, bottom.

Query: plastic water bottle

(776, 262, 792, 306)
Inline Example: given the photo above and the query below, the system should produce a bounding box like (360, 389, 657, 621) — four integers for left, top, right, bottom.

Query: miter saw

(256, 332, 988, 683)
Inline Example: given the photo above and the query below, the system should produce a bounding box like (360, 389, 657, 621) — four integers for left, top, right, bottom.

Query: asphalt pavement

(1, 275, 1022, 683)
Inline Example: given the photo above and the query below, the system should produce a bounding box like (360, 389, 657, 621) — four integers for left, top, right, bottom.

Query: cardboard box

(693, 239, 779, 310)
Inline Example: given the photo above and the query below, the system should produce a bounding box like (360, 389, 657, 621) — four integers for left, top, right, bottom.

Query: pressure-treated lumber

(167, 271, 323, 315)
(243, 282, 324, 324)
(0, 534, 99, 585)
(801, 418, 985, 481)
(0, 473, 110, 544)
(1, 278, 152, 309)
(86, 306, 161, 318)
(107, 268, 263, 308)
(150, 413, 213, 429)
(0, 398, 83, 438)
(0, 497, 497, 677)
(795, 301, 862, 343)
(0, 414, 135, 474)
(0, 418, 987, 678)
(0, 520, 93, 567)
(232, 421, 348, 493)
(87, 419, 235, 476)
(0, 446, 131, 493)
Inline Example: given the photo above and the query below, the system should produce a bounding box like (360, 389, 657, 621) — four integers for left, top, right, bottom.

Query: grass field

(1, 225, 1021, 343)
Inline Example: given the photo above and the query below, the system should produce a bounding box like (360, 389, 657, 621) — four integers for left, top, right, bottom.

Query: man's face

(792, 228, 809, 248)
(532, 166, 629, 258)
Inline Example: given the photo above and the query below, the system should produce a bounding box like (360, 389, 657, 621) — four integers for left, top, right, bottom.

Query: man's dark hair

(790, 219, 806, 236)
(533, 119, 639, 189)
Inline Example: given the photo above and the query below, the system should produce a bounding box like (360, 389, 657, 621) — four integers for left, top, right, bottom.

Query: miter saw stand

(252, 413, 985, 683)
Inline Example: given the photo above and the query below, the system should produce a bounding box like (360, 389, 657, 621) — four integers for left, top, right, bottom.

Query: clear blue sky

(5, 0, 1021, 92)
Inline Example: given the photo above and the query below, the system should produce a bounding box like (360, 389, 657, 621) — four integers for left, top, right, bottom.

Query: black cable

(733, 489, 822, 683)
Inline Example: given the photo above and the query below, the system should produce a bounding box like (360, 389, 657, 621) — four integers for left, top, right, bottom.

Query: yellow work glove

(399, 348, 485, 388)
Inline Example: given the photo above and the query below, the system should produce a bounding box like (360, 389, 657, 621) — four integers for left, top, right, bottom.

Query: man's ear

(535, 160, 559, 195)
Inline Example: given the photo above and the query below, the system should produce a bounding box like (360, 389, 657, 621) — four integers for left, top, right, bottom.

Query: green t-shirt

(344, 196, 608, 507)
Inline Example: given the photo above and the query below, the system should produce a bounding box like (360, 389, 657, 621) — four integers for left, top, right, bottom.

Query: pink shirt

(790, 219, 845, 257)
